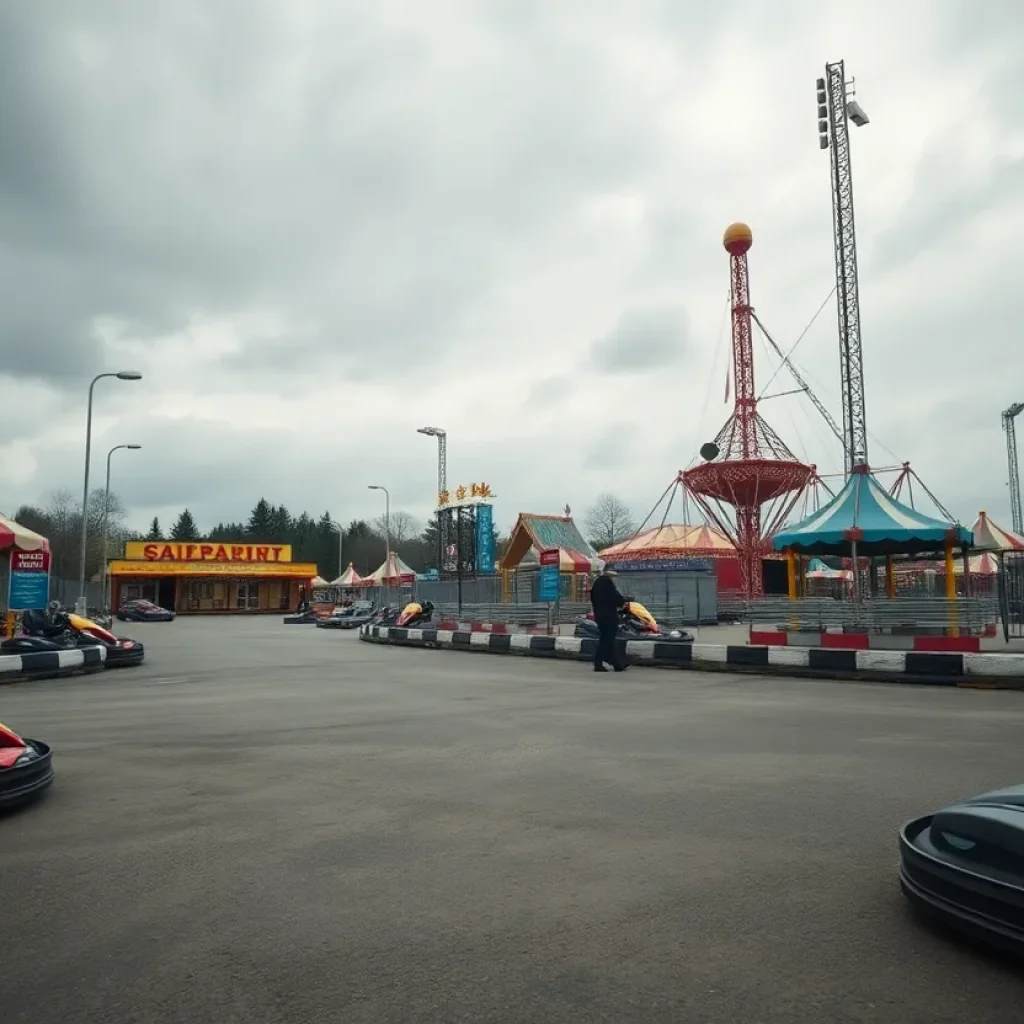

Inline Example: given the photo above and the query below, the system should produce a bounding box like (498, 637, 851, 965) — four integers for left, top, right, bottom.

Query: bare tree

(372, 510, 420, 545)
(584, 493, 636, 551)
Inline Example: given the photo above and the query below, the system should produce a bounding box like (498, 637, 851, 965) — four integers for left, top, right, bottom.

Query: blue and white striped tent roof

(772, 469, 972, 556)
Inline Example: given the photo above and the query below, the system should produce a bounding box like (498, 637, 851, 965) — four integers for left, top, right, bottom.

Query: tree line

(14, 489, 130, 601)
(12, 488, 636, 593)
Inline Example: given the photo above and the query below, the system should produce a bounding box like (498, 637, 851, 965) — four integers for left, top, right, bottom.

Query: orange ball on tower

(723, 222, 752, 256)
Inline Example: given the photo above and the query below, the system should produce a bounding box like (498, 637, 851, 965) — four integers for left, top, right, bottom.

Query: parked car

(117, 599, 175, 622)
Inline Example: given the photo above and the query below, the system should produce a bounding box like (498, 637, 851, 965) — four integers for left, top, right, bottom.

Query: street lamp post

(330, 520, 344, 580)
(78, 371, 143, 613)
(101, 444, 142, 613)
(367, 485, 390, 578)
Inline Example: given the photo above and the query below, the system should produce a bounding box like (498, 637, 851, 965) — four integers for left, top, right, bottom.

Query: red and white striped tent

(331, 563, 368, 587)
(950, 552, 1001, 575)
(0, 513, 49, 553)
(969, 511, 1024, 552)
(367, 552, 416, 585)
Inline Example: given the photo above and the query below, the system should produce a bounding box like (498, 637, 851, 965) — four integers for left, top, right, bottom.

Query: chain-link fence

(358, 570, 718, 627)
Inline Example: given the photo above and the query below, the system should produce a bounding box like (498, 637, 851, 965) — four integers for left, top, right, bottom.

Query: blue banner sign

(538, 564, 560, 602)
(8, 549, 51, 611)
(611, 558, 713, 573)
(475, 503, 495, 574)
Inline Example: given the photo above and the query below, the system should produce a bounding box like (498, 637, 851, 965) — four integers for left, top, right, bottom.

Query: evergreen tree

(315, 511, 341, 580)
(145, 516, 163, 540)
(421, 513, 442, 569)
(269, 504, 293, 543)
(246, 498, 274, 540)
(170, 509, 200, 540)
(208, 521, 246, 541)
(292, 512, 316, 563)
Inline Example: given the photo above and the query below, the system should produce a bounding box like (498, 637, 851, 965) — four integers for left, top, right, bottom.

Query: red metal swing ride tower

(681, 224, 816, 596)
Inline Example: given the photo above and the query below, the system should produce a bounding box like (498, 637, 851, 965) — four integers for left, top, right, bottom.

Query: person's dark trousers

(594, 618, 625, 671)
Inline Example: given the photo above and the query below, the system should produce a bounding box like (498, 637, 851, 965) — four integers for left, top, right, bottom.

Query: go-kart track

(3, 618, 1024, 1024)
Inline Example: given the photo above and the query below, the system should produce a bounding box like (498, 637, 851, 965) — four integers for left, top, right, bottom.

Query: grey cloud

(0, 0, 663, 389)
(590, 307, 691, 372)
(870, 150, 1024, 275)
(2, 1, 1022, 532)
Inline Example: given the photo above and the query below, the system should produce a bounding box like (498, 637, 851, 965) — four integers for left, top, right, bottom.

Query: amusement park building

(108, 541, 319, 614)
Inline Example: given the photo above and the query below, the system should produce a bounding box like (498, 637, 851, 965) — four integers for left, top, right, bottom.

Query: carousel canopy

(368, 552, 416, 584)
(772, 469, 972, 557)
(310, 575, 331, 587)
(969, 511, 1024, 552)
(331, 563, 367, 587)
(600, 523, 734, 560)
(0, 513, 49, 553)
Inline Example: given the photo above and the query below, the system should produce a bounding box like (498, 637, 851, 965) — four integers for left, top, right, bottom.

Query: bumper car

(899, 784, 1024, 953)
(18, 606, 144, 667)
(0, 720, 53, 809)
(574, 601, 694, 643)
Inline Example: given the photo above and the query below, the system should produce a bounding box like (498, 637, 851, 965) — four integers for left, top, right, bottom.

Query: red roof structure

(0, 513, 49, 553)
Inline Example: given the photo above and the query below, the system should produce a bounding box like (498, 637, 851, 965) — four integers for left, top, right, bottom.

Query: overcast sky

(1, 0, 1020, 537)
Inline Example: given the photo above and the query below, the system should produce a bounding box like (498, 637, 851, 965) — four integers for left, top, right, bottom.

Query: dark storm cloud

(590, 307, 691, 372)
(0, 0, 663, 388)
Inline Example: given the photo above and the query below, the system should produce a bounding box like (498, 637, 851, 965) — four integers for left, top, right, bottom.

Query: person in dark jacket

(590, 568, 627, 672)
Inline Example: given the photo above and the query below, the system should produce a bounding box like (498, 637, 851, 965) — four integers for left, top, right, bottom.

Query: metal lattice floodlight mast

(1003, 402, 1024, 534)
(818, 62, 869, 476)
(418, 426, 452, 570)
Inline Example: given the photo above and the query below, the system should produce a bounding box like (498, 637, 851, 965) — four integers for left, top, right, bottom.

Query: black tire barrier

(358, 625, 1024, 689)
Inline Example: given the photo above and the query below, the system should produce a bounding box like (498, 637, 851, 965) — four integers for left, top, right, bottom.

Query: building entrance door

(236, 582, 260, 611)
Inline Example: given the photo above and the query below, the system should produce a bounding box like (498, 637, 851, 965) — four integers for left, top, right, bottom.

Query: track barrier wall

(0, 645, 107, 683)
(359, 624, 1024, 689)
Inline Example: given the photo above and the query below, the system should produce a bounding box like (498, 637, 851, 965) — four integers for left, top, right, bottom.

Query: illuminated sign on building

(123, 542, 293, 563)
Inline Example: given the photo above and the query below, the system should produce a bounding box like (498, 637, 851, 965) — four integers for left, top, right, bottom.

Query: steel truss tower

(1004, 402, 1024, 534)
(818, 62, 868, 474)
(418, 427, 453, 570)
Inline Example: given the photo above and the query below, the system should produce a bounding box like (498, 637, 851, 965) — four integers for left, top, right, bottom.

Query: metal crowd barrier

(741, 596, 999, 633)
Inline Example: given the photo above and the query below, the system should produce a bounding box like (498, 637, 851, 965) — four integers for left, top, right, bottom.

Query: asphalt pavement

(2, 617, 1023, 1023)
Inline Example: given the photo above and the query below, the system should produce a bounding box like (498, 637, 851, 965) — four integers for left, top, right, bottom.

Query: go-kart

(371, 606, 401, 627)
(317, 601, 377, 629)
(574, 600, 694, 643)
(284, 606, 320, 624)
(900, 784, 1024, 954)
(17, 606, 144, 667)
(395, 601, 434, 628)
(0, 720, 53, 809)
